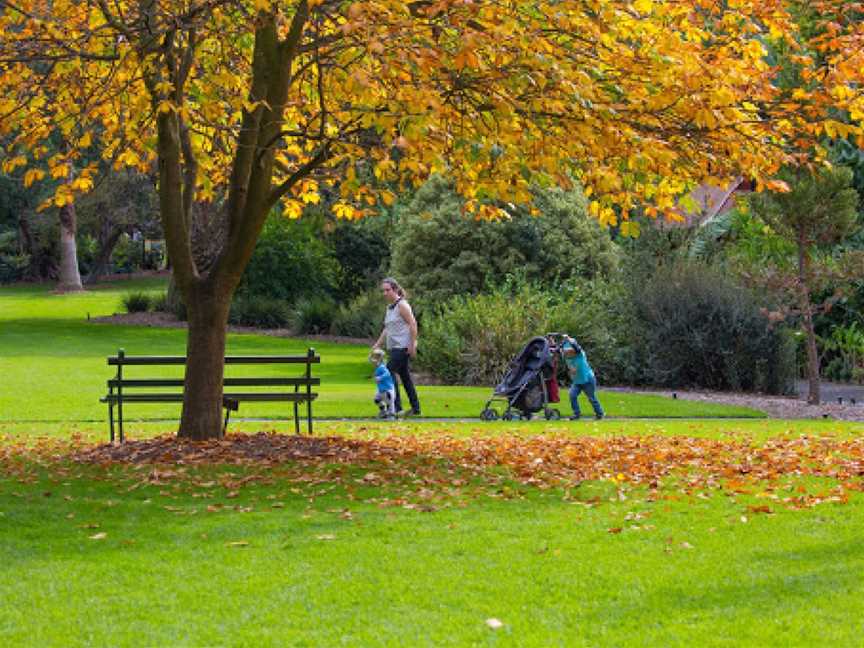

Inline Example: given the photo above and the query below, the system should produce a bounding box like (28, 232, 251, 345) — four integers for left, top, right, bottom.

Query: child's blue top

(562, 340, 595, 384)
(374, 364, 395, 392)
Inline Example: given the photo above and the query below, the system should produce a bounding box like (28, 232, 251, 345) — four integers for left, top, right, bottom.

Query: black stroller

(480, 334, 568, 421)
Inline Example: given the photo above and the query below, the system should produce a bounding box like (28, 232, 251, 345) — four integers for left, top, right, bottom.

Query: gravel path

(609, 386, 864, 421)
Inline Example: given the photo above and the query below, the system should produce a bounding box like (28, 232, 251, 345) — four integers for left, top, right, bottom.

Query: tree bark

(798, 239, 820, 405)
(178, 284, 232, 439)
(85, 226, 123, 284)
(57, 201, 84, 292)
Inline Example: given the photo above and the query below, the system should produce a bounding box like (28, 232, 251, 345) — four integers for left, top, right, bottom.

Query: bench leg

(294, 401, 300, 435)
(109, 402, 115, 444)
(223, 406, 231, 436)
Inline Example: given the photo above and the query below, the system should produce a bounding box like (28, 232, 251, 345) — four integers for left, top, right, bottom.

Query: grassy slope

(0, 280, 764, 426)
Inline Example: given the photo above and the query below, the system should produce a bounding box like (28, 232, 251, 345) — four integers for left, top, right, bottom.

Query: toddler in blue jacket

(370, 348, 396, 420)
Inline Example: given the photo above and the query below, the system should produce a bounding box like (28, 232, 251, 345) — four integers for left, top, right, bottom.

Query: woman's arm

(373, 327, 386, 350)
(399, 301, 418, 357)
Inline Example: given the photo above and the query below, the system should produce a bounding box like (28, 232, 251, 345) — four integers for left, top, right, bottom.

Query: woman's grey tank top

(384, 299, 411, 349)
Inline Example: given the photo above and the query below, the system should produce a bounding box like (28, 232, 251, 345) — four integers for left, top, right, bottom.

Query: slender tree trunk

(57, 201, 84, 292)
(178, 285, 232, 439)
(85, 227, 122, 285)
(798, 239, 820, 405)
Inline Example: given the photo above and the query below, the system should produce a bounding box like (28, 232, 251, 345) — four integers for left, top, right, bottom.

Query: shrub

(390, 176, 620, 307)
(0, 230, 29, 283)
(292, 296, 338, 334)
(229, 295, 291, 328)
(547, 278, 644, 385)
(150, 291, 169, 313)
(418, 272, 642, 386)
(239, 215, 339, 302)
(122, 292, 152, 313)
(328, 223, 390, 300)
(633, 263, 796, 393)
(419, 280, 558, 385)
(331, 289, 382, 339)
(112, 234, 143, 273)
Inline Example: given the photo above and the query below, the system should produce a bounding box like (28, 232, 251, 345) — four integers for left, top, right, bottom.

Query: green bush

(328, 223, 390, 300)
(122, 292, 152, 313)
(292, 296, 338, 334)
(633, 263, 796, 393)
(239, 215, 339, 302)
(419, 280, 559, 385)
(0, 252, 29, 283)
(547, 278, 645, 385)
(112, 234, 143, 273)
(0, 231, 29, 283)
(330, 289, 382, 339)
(390, 176, 620, 307)
(228, 295, 291, 328)
(150, 291, 169, 313)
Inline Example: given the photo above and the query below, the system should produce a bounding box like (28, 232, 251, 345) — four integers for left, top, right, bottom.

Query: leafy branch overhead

(2, 0, 863, 227)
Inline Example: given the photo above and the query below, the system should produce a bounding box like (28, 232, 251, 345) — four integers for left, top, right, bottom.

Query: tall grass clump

(121, 291, 152, 313)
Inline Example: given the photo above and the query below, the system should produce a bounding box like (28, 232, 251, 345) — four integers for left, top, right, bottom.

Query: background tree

(76, 170, 161, 283)
(391, 176, 619, 307)
(742, 167, 862, 404)
(2, 1, 861, 438)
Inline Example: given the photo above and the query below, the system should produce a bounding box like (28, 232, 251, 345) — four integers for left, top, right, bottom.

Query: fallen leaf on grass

(486, 618, 504, 630)
(608, 527, 623, 534)
(747, 504, 774, 514)
(89, 532, 107, 540)
(225, 541, 249, 547)
(315, 534, 336, 541)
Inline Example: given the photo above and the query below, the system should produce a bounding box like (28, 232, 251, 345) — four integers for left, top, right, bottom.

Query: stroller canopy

(494, 336, 553, 398)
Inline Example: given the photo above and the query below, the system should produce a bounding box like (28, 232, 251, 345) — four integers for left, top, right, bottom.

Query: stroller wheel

(502, 411, 516, 421)
(480, 408, 499, 421)
(544, 407, 561, 421)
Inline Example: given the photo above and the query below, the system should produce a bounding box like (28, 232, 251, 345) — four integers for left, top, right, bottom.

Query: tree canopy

(2, 0, 863, 437)
(3, 1, 862, 225)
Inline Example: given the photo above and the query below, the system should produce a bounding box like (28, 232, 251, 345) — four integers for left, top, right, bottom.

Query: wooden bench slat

(108, 377, 321, 388)
(109, 355, 321, 366)
(102, 392, 318, 404)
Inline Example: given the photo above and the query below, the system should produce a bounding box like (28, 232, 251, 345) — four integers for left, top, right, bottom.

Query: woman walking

(373, 277, 421, 416)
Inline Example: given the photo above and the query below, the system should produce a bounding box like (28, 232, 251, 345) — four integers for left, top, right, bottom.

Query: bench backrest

(107, 349, 320, 390)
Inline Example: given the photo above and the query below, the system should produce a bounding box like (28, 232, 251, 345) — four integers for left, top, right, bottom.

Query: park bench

(101, 348, 320, 443)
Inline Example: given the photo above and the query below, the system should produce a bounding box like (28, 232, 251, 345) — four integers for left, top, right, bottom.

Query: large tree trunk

(178, 285, 232, 439)
(57, 201, 84, 292)
(798, 239, 820, 405)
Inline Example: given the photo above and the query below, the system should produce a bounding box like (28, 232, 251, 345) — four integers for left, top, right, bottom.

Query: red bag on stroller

(545, 356, 560, 403)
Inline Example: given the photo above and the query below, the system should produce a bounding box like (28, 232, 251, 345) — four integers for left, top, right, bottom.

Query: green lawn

(2, 431, 864, 646)
(0, 279, 764, 428)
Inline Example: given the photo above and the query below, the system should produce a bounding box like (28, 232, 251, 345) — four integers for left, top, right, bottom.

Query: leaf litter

(3, 431, 864, 512)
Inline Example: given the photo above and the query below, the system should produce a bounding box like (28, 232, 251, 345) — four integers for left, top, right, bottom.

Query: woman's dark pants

(387, 348, 420, 413)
